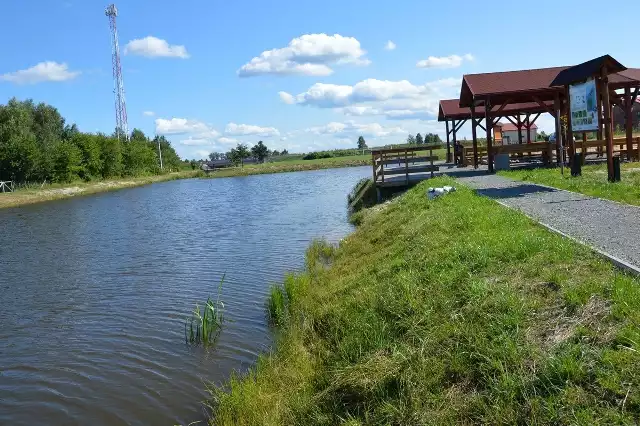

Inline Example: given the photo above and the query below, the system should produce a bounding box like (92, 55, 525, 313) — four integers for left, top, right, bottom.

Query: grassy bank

(211, 177, 640, 425)
(206, 155, 371, 179)
(500, 162, 640, 206)
(0, 170, 201, 209)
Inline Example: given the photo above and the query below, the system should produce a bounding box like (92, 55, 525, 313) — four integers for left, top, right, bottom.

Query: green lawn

(209, 177, 640, 425)
(499, 162, 640, 206)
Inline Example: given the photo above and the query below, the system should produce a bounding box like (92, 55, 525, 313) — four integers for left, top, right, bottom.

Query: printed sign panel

(569, 78, 599, 132)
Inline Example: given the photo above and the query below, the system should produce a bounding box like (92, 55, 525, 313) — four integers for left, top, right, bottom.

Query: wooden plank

(445, 119, 451, 162)
(383, 165, 440, 175)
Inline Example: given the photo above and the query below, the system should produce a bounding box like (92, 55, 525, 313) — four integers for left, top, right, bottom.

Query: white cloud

(282, 77, 460, 120)
(225, 123, 280, 137)
(384, 41, 396, 51)
(124, 36, 190, 59)
(217, 137, 239, 144)
(306, 120, 406, 137)
(279, 91, 295, 104)
(0, 61, 80, 84)
(416, 54, 474, 69)
(195, 150, 210, 159)
(143, 111, 155, 117)
(180, 137, 214, 146)
(238, 33, 369, 77)
(155, 118, 217, 136)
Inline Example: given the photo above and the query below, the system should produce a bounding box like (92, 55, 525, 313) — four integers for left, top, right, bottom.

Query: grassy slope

(205, 155, 372, 179)
(211, 177, 640, 425)
(499, 162, 640, 206)
(0, 170, 201, 209)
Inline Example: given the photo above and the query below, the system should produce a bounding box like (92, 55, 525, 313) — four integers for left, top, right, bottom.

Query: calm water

(0, 166, 370, 425)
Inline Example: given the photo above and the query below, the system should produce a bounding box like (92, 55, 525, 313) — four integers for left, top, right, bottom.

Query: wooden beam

(470, 104, 478, 168)
(445, 119, 451, 163)
(526, 114, 531, 144)
(517, 115, 523, 145)
(476, 119, 486, 133)
(454, 119, 467, 133)
(504, 115, 518, 127)
(491, 98, 512, 117)
(531, 95, 555, 115)
(529, 112, 542, 127)
(566, 85, 575, 164)
(486, 99, 494, 173)
(602, 68, 614, 181)
(625, 86, 633, 161)
(554, 93, 562, 165)
(452, 118, 458, 165)
(632, 86, 639, 105)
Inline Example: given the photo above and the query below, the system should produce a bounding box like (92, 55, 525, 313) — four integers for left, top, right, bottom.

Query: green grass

(185, 276, 226, 347)
(500, 161, 640, 206)
(209, 177, 640, 425)
(206, 155, 371, 179)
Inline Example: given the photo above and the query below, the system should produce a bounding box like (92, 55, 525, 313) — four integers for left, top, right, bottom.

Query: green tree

(72, 133, 103, 179)
(406, 134, 416, 145)
(357, 136, 367, 149)
(281, 149, 289, 155)
(51, 140, 83, 182)
(251, 141, 269, 163)
(233, 143, 251, 167)
(190, 160, 198, 170)
(154, 136, 181, 171)
(98, 134, 123, 178)
(271, 150, 280, 156)
(415, 133, 424, 145)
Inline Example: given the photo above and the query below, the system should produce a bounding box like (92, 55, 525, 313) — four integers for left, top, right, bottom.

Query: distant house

(201, 157, 260, 172)
(493, 122, 538, 145)
(613, 98, 640, 131)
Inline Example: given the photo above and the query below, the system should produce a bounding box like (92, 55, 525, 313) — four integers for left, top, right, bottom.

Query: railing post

(404, 149, 409, 185)
(381, 151, 385, 184)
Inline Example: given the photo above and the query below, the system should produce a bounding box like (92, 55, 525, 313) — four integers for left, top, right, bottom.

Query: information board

(569, 78, 599, 132)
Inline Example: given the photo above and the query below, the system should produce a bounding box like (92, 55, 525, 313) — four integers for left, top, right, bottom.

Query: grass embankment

(0, 170, 201, 209)
(211, 177, 640, 425)
(500, 162, 640, 206)
(206, 155, 372, 179)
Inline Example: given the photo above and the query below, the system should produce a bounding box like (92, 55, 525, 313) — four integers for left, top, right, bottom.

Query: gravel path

(448, 171, 640, 270)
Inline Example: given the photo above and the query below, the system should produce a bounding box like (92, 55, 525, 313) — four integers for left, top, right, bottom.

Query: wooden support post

(554, 93, 562, 165)
(404, 149, 409, 185)
(566, 86, 575, 165)
(485, 99, 494, 173)
(597, 86, 604, 157)
(582, 132, 587, 164)
(516, 115, 523, 144)
(445, 119, 451, 163)
(372, 152, 377, 183)
(381, 151, 385, 183)
(601, 68, 614, 181)
(452, 119, 458, 165)
(470, 105, 478, 169)
(625, 86, 633, 161)
(526, 114, 531, 143)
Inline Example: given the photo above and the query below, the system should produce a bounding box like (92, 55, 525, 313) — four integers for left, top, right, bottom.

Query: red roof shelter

(440, 55, 640, 172)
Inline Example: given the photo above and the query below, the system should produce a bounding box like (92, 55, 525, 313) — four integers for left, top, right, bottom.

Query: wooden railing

(371, 145, 439, 187)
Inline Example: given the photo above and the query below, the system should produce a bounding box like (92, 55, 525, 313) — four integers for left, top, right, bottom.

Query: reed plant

(185, 275, 225, 346)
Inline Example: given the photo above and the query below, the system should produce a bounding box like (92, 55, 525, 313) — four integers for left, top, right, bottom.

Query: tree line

(208, 141, 290, 166)
(0, 98, 184, 183)
(406, 132, 443, 146)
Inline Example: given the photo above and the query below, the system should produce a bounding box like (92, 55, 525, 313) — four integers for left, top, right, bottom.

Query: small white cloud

(217, 137, 239, 144)
(238, 33, 369, 77)
(416, 54, 474, 69)
(384, 40, 396, 51)
(279, 91, 295, 104)
(306, 121, 405, 137)
(0, 61, 80, 85)
(155, 118, 217, 136)
(181, 138, 214, 146)
(143, 111, 155, 117)
(225, 123, 280, 137)
(124, 36, 190, 59)
(195, 150, 210, 159)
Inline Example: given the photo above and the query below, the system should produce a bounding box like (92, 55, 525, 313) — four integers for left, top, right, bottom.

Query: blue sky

(1, 0, 639, 159)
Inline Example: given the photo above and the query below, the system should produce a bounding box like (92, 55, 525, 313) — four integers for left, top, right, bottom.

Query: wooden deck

(372, 145, 440, 188)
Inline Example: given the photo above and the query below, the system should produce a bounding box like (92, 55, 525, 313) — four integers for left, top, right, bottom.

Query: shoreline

(0, 170, 202, 210)
(0, 158, 372, 210)
(210, 177, 640, 424)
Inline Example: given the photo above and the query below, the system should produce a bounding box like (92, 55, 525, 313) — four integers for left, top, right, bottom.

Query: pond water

(0, 166, 370, 425)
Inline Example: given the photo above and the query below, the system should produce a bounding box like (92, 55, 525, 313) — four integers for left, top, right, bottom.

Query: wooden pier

(371, 145, 440, 188)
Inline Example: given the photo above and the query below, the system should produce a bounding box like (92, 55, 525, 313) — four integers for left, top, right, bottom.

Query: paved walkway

(439, 165, 640, 271)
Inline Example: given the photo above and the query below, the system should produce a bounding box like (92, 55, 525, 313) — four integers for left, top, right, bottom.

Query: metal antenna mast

(106, 4, 129, 141)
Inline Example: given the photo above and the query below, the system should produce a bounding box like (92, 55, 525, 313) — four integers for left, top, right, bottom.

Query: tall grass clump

(347, 178, 376, 214)
(267, 285, 287, 326)
(185, 276, 225, 346)
(211, 177, 640, 425)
